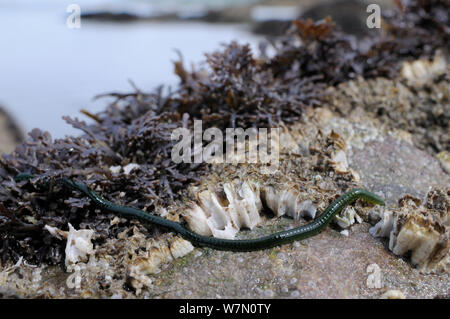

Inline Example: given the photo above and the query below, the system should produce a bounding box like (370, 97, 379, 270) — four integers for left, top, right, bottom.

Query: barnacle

(380, 290, 406, 299)
(389, 210, 448, 273)
(0, 0, 448, 267)
(183, 180, 262, 239)
(401, 50, 447, 84)
(45, 223, 95, 267)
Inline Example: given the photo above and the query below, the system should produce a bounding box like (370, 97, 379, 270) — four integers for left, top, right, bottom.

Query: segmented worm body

(15, 173, 385, 251)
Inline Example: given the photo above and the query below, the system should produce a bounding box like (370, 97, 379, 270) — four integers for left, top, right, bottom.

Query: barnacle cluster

(45, 223, 95, 267)
(183, 179, 318, 239)
(184, 181, 262, 239)
(326, 55, 449, 156)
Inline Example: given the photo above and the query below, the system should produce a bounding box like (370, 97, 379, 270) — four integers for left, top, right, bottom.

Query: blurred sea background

(0, 0, 267, 137)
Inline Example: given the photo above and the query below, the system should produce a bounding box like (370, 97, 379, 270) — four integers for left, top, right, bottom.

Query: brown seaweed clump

(0, 0, 449, 266)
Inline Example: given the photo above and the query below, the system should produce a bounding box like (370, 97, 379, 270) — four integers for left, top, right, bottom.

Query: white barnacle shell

(260, 185, 279, 215)
(129, 243, 169, 293)
(183, 202, 213, 236)
(183, 180, 264, 239)
(238, 180, 263, 225)
(128, 236, 193, 294)
(197, 190, 238, 239)
(330, 150, 349, 174)
(223, 181, 261, 230)
(109, 165, 122, 174)
(278, 186, 301, 218)
(44, 224, 69, 240)
(329, 147, 361, 182)
(169, 237, 194, 259)
(183, 180, 317, 240)
(64, 223, 95, 267)
(388, 208, 448, 273)
(297, 199, 317, 220)
(401, 50, 446, 84)
(109, 163, 140, 175)
(334, 206, 362, 229)
(381, 290, 406, 299)
(123, 163, 140, 175)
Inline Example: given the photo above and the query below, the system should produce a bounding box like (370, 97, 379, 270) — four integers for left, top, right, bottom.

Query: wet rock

(81, 12, 144, 23)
